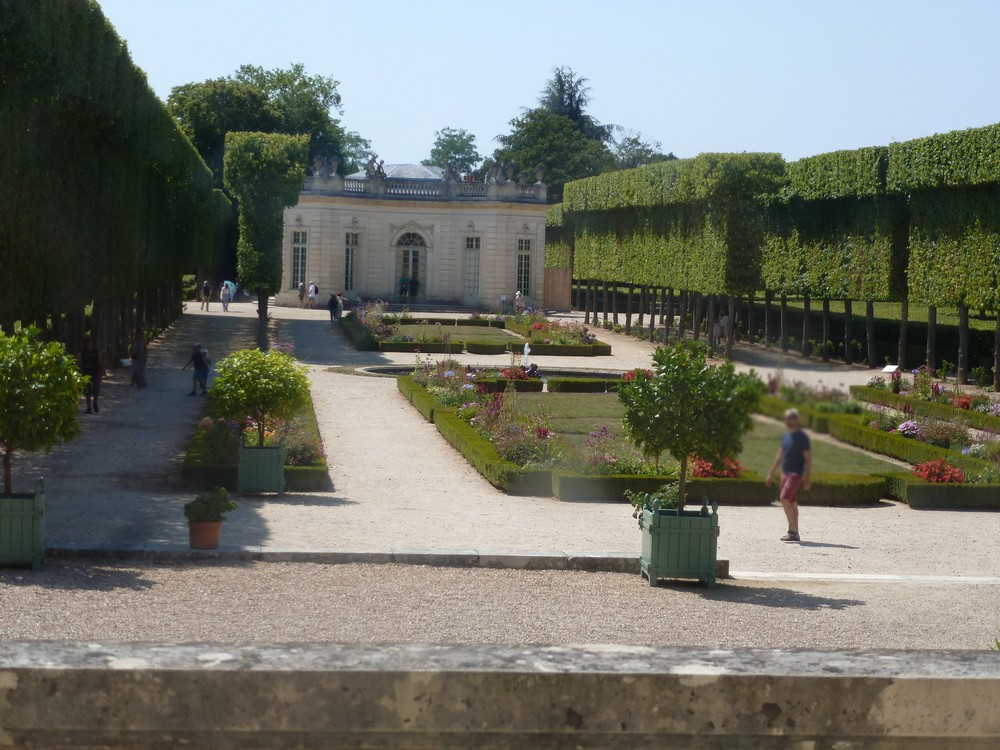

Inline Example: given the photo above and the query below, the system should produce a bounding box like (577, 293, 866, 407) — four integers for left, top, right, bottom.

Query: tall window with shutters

(344, 232, 359, 291)
(291, 231, 307, 289)
(516, 238, 531, 296)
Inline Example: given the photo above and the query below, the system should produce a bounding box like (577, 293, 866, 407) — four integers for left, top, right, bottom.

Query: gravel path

(5, 304, 999, 650)
(1, 560, 997, 650)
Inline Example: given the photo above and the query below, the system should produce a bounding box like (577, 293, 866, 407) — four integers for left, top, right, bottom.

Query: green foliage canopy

(888, 123, 1000, 192)
(618, 341, 764, 507)
(0, 328, 85, 495)
(421, 127, 480, 174)
(224, 132, 309, 299)
(210, 348, 310, 447)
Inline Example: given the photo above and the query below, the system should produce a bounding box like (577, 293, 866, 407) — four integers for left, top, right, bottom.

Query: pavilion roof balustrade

(302, 174, 545, 203)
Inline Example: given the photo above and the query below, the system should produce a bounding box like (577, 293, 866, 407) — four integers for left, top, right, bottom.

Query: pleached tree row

(556, 123, 1000, 388)
(0, 0, 229, 359)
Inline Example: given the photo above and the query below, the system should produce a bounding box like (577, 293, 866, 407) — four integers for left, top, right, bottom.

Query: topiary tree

(0, 328, 85, 495)
(209, 348, 310, 447)
(223, 131, 309, 347)
(618, 340, 764, 509)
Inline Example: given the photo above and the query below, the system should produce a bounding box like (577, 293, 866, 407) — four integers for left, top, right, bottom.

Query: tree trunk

(764, 290, 774, 346)
(692, 293, 703, 341)
(664, 288, 674, 343)
(637, 286, 646, 329)
(584, 280, 591, 325)
(677, 455, 689, 512)
(257, 294, 269, 349)
(3, 445, 12, 496)
(625, 284, 634, 335)
(725, 296, 737, 359)
(957, 304, 969, 385)
(994, 311, 1000, 392)
(706, 294, 717, 351)
(779, 294, 788, 352)
(843, 299, 853, 365)
(648, 287, 657, 340)
(747, 292, 756, 345)
(821, 298, 830, 361)
(612, 283, 619, 325)
(926, 305, 937, 373)
(897, 299, 908, 370)
(801, 294, 811, 357)
(866, 299, 877, 368)
(602, 281, 609, 324)
(678, 291, 687, 340)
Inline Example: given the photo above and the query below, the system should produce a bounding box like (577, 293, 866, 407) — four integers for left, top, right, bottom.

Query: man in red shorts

(765, 408, 812, 542)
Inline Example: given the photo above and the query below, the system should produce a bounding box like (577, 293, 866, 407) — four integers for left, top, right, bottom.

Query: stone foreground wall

(0, 642, 998, 748)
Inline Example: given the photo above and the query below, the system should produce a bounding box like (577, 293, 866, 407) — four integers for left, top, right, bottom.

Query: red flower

(690, 456, 744, 478)
(912, 460, 964, 484)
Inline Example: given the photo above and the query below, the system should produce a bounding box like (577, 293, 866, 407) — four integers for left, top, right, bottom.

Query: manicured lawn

(513, 392, 902, 475)
(396, 324, 520, 343)
(779, 299, 997, 334)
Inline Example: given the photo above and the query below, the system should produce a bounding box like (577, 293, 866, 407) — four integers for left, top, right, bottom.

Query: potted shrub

(184, 487, 237, 549)
(0, 327, 84, 569)
(210, 348, 310, 493)
(619, 341, 764, 587)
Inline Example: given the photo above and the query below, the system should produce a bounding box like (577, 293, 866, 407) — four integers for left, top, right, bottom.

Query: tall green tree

(538, 65, 612, 143)
(494, 108, 610, 202)
(168, 79, 281, 185)
(224, 132, 309, 346)
(611, 128, 676, 169)
(421, 127, 481, 174)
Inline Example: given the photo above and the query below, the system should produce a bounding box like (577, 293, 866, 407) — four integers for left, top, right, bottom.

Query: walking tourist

(765, 408, 811, 541)
(298, 281, 306, 308)
(408, 276, 419, 301)
(220, 283, 232, 312)
(79, 336, 102, 414)
(334, 292, 345, 325)
(307, 281, 318, 308)
(182, 343, 211, 396)
(327, 292, 339, 325)
(200, 280, 212, 311)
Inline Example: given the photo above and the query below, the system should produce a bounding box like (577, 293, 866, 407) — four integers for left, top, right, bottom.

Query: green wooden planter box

(238, 440, 286, 494)
(640, 497, 719, 587)
(0, 479, 46, 570)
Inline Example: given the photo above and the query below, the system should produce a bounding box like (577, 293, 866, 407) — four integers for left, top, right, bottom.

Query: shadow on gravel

(271, 317, 392, 367)
(239, 494, 357, 508)
(0, 563, 155, 592)
(792, 541, 859, 550)
(708, 585, 865, 611)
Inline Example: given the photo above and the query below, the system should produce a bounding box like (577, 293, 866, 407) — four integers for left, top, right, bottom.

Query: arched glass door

(396, 232, 425, 301)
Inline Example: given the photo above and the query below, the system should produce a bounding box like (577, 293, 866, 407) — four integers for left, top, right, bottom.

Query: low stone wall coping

(1, 642, 998, 748)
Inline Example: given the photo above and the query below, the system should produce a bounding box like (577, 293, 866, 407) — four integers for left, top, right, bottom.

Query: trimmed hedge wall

(510, 342, 596, 356)
(887, 123, 1000, 192)
(433, 410, 550, 496)
(592, 342, 613, 356)
(476, 378, 544, 393)
(784, 147, 888, 201)
(341, 316, 378, 350)
(387, 317, 504, 328)
(550, 471, 886, 505)
(904, 482, 1000, 510)
(546, 378, 621, 393)
(465, 341, 509, 355)
(379, 341, 464, 354)
(849, 385, 1000, 432)
(397, 376, 452, 422)
(826, 415, 993, 475)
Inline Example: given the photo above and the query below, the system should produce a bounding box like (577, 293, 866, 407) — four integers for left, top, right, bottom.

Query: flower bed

(850, 385, 1000, 432)
(182, 392, 329, 492)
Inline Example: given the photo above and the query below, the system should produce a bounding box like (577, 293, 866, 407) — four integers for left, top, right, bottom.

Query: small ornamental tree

(209, 348, 310, 447)
(0, 328, 85, 495)
(224, 132, 309, 347)
(618, 340, 764, 509)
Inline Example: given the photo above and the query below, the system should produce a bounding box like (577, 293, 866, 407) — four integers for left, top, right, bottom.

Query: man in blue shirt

(765, 408, 812, 542)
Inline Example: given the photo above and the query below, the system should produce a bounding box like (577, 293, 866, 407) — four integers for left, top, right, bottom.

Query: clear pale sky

(97, 0, 1000, 165)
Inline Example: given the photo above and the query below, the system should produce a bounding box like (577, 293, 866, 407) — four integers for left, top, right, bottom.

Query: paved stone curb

(45, 543, 660, 573)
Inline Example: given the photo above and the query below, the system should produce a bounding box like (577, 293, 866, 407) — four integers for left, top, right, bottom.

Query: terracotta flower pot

(188, 521, 222, 550)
